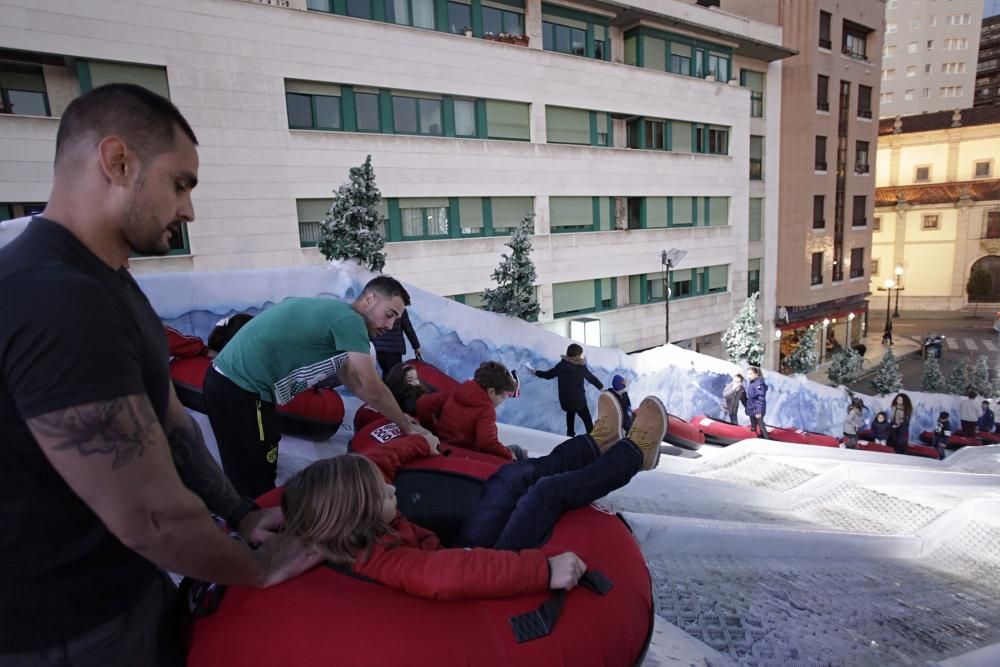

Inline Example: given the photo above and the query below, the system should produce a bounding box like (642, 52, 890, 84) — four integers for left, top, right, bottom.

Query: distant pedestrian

(722, 373, 747, 425)
(373, 309, 421, 376)
(933, 411, 952, 460)
(881, 321, 894, 346)
(745, 366, 770, 439)
(959, 389, 980, 437)
(978, 400, 995, 434)
(530, 344, 603, 437)
(843, 397, 864, 449)
(610, 374, 633, 432)
(889, 393, 913, 455)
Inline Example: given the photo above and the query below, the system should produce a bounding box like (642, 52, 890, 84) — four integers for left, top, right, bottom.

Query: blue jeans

(456, 435, 643, 551)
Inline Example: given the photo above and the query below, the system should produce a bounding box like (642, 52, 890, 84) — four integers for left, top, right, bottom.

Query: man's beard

(123, 185, 174, 256)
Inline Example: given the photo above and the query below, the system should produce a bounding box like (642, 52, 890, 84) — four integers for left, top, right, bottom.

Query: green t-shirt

(214, 297, 371, 404)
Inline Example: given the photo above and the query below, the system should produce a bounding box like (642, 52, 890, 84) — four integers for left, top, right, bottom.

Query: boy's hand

(548, 552, 586, 591)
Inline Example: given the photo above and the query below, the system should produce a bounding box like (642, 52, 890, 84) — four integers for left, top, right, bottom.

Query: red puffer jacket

(416, 381, 513, 460)
(354, 435, 549, 600)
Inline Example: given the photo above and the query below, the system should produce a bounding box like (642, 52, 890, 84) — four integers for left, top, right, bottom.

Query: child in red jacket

(416, 361, 517, 460)
(281, 393, 667, 600)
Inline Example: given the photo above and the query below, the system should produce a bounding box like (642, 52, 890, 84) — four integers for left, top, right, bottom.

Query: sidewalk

(805, 332, 921, 386)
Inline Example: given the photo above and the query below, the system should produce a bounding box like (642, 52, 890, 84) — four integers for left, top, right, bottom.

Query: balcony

(855, 164, 870, 175)
(815, 161, 828, 171)
(817, 101, 830, 111)
(813, 219, 826, 229)
(749, 158, 762, 180)
(857, 109, 872, 119)
(819, 38, 832, 49)
(852, 217, 867, 227)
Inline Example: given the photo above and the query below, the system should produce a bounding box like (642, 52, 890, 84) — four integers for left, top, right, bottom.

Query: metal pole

(884, 289, 892, 336)
(664, 259, 671, 344)
(893, 286, 901, 318)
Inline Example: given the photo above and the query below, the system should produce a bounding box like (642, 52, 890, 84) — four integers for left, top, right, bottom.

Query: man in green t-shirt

(204, 276, 439, 497)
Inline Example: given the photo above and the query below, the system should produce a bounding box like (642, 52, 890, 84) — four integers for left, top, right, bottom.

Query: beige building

(880, 0, 983, 117)
(721, 0, 883, 371)
(0, 0, 792, 358)
(874, 106, 1000, 311)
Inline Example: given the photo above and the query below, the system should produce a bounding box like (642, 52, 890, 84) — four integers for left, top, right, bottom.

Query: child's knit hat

(612, 374, 627, 391)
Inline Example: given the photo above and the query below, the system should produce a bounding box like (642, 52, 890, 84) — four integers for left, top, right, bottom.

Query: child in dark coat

(611, 374, 633, 432)
(871, 411, 891, 446)
(531, 344, 604, 437)
(933, 411, 952, 460)
(978, 401, 995, 433)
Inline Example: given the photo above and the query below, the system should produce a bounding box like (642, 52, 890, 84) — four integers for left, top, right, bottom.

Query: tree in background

(970, 355, 993, 397)
(921, 355, 948, 394)
(482, 215, 541, 321)
(827, 347, 863, 387)
(787, 326, 820, 375)
(946, 356, 972, 396)
(722, 292, 764, 366)
(871, 349, 903, 396)
(318, 155, 387, 272)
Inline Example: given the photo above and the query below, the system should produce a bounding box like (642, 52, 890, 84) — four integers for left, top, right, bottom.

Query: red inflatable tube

(406, 359, 460, 392)
(918, 431, 982, 450)
(169, 356, 344, 440)
(187, 418, 655, 667)
(663, 414, 705, 451)
(690, 415, 756, 445)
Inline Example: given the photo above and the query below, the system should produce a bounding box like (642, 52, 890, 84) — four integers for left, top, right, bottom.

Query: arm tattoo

(31, 397, 156, 469)
(166, 413, 241, 518)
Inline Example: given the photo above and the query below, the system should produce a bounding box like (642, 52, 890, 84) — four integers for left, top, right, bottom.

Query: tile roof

(878, 106, 1000, 136)
(875, 180, 1000, 206)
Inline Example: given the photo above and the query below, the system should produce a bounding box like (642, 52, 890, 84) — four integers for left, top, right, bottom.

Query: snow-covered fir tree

(921, 355, 947, 393)
(827, 347, 863, 386)
(317, 155, 386, 272)
(871, 349, 903, 395)
(787, 326, 820, 375)
(946, 356, 971, 396)
(722, 292, 763, 366)
(481, 215, 540, 321)
(970, 355, 992, 397)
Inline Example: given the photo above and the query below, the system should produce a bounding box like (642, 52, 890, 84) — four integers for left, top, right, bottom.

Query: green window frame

(541, 3, 611, 61)
(549, 196, 613, 233)
(129, 223, 190, 257)
(748, 258, 761, 297)
(749, 135, 763, 180)
(382, 196, 532, 241)
(391, 94, 444, 135)
(0, 203, 10, 221)
(285, 81, 343, 130)
(546, 107, 612, 147)
(694, 124, 729, 155)
(552, 277, 617, 318)
(740, 69, 765, 117)
(450, 291, 486, 308)
(397, 198, 451, 239)
(0, 202, 45, 221)
(486, 100, 530, 140)
(77, 60, 170, 98)
(628, 264, 728, 304)
(749, 198, 763, 241)
(296, 198, 389, 247)
(624, 197, 729, 229)
(623, 27, 732, 82)
(626, 117, 711, 154)
(0, 62, 51, 117)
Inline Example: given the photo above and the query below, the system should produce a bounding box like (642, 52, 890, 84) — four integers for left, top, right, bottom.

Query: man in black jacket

(531, 344, 604, 436)
(372, 309, 421, 376)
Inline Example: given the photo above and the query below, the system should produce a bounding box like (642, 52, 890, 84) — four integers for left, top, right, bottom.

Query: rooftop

(878, 106, 1000, 135)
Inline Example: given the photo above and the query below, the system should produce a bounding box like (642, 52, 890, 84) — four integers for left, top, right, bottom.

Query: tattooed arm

(27, 394, 319, 586)
(163, 385, 282, 542)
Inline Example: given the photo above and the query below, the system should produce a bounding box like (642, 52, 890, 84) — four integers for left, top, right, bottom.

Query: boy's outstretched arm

(364, 435, 437, 482)
(584, 367, 603, 390)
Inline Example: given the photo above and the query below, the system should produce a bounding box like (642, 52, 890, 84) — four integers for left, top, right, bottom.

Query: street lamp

(877, 278, 896, 340)
(661, 248, 687, 344)
(892, 265, 905, 318)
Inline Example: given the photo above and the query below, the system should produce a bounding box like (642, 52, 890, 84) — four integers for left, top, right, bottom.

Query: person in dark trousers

(889, 393, 913, 455)
(933, 411, 952, 460)
(610, 374, 633, 432)
(979, 400, 996, 434)
(871, 411, 891, 446)
(373, 309, 421, 376)
(530, 344, 603, 437)
(842, 397, 864, 449)
(745, 366, 770, 439)
(881, 321, 894, 346)
(959, 389, 980, 437)
(722, 373, 747, 425)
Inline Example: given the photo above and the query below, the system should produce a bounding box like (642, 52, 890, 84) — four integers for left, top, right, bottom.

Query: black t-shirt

(0, 218, 168, 651)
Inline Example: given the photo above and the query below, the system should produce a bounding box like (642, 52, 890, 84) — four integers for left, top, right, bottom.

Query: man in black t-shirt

(0, 85, 319, 665)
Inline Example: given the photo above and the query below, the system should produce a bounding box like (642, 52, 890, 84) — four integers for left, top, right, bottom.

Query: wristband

(226, 496, 261, 530)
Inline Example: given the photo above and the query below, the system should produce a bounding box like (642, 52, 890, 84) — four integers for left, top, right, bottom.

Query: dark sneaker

(590, 391, 623, 454)
(627, 397, 667, 470)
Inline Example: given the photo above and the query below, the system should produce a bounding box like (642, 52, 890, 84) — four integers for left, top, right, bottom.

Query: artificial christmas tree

(921, 355, 948, 393)
(871, 349, 903, 396)
(827, 347, 863, 387)
(317, 155, 387, 272)
(787, 326, 820, 375)
(970, 355, 992, 397)
(481, 215, 541, 321)
(946, 356, 971, 396)
(722, 292, 764, 366)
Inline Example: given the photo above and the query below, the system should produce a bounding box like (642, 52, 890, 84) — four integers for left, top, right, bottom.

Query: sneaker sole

(636, 396, 668, 470)
(596, 391, 624, 445)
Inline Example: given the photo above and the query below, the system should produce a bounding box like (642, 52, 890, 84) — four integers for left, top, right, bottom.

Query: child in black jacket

(933, 411, 952, 460)
(531, 344, 604, 436)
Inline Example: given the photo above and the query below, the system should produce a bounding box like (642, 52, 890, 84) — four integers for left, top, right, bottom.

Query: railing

(819, 38, 832, 49)
(857, 109, 872, 119)
(813, 218, 826, 229)
(749, 158, 763, 180)
(852, 217, 867, 227)
(815, 161, 828, 171)
(855, 164, 870, 174)
(817, 101, 830, 111)
(842, 46, 868, 62)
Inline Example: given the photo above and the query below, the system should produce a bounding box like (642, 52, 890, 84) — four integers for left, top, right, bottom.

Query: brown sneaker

(627, 396, 667, 470)
(590, 391, 624, 454)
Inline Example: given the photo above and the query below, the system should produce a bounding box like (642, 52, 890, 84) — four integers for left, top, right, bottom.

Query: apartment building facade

(0, 0, 791, 359)
(874, 106, 1000, 310)
(722, 0, 882, 371)
(879, 0, 982, 117)
(976, 14, 1000, 107)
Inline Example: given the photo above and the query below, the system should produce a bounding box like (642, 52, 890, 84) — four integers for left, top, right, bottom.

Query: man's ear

(97, 136, 132, 186)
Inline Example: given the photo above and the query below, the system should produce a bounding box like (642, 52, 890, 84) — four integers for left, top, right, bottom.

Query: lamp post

(877, 278, 896, 339)
(661, 248, 687, 344)
(892, 265, 904, 317)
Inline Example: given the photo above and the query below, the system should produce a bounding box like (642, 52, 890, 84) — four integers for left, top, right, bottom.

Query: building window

(922, 214, 940, 230)
(855, 141, 870, 174)
(355, 91, 381, 131)
(695, 125, 729, 155)
(813, 195, 825, 229)
(881, 92, 894, 105)
(749, 198, 762, 242)
(886, 22, 897, 34)
(870, 258, 880, 276)
(815, 136, 827, 171)
(392, 95, 443, 135)
(852, 195, 866, 227)
(542, 4, 610, 61)
(904, 89, 914, 102)
(741, 69, 765, 117)
(975, 161, 992, 178)
(485, 100, 530, 140)
(927, 40, 933, 50)
(819, 11, 832, 49)
(482, 4, 525, 36)
(546, 107, 611, 147)
(449, 291, 485, 309)
(915, 165, 931, 182)
(552, 279, 613, 317)
(399, 199, 450, 239)
(0, 62, 50, 116)
(882, 68, 895, 81)
(624, 28, 732, 82)
(987, 211, 1000, 239)
(873, 216, 881, 232)
(817, 74, 830, 111)
(0, 202, 45, 222)
(907, 43, 917, 55)
(549, 196, 612, 233)
(923, 88, 930, 98)
(842, 21, 870, 60)
(628, 265, 728, 304)
(857, 85, 872, 118)
(910, 18, 919, 29)
(940, 86, 964, 98)
(749, 135, 763, 180)
(849, 248, 865, 279)
(811, 252, 824, 285)
(906, 65, 916, 77)
(491, 197, 534, 235)
(748, 258, 761, 297)
(285, 81, 342, 130)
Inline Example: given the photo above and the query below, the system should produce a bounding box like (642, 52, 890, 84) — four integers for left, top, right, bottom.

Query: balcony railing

(749, 158, 763, 180)
(852, 217, 867, 227)
(857, 109, 872, 119)
(819, 38, 832, 49)
(813, 218, 826, 229)
(855, 164, 870, 174)
(817, 100, 830, 111)
(815, 161, 828, 171)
